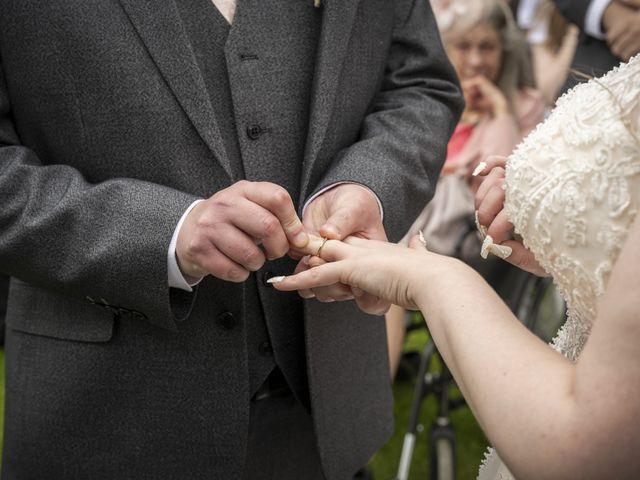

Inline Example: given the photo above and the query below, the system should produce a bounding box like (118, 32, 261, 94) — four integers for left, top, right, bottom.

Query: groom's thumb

(319, 209, 352, 240)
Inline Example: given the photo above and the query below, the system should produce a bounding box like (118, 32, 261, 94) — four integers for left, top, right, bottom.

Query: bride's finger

(307, 256, 326, 268)
(476, 179, 505, 227)
(293, 258, 315, 299)
(314, 238, 360, 262)
(485, 209, 513, 245)
(500, 240, 548, 277)
(473, 155, 507, 177)
(475, 166, 505, 209)
(269, 262, 345, 292)
(342, 236, 394, 250)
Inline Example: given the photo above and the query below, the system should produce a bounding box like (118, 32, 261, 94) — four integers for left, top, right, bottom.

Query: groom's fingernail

(266, 276, 286, 284)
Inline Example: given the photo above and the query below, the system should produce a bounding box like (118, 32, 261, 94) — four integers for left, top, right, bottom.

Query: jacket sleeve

(309, 0, 464, 242)
(0, 60, 199, 331)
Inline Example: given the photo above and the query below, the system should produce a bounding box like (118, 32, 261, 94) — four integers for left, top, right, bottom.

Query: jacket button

(216, 311, 236, 330)
(246, 124, 263, 140)
(258, 341, 273, 356)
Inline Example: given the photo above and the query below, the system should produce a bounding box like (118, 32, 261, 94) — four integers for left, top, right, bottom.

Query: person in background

(552, 0, 640, 89)
(517, 0, 579, 106)
(386, 0, 545, 378)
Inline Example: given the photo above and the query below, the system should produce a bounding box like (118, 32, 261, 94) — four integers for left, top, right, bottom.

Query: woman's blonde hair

(432, 0, 536, 111)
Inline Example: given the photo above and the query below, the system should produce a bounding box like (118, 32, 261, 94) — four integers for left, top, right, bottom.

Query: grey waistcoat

(175, 0, 322, 397)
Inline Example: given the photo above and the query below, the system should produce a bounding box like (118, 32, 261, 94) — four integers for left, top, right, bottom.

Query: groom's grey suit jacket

(0, 0, 462, 478)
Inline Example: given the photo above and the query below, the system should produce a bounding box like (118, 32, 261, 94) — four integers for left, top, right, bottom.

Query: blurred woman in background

(386, 0, 545, 377)
(517, 0, 579, 106)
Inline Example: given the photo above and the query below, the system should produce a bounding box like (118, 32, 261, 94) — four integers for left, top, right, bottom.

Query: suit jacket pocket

(5, 279, 114, 343)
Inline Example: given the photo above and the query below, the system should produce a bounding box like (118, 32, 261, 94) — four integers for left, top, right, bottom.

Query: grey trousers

(242, 391, 325, 480)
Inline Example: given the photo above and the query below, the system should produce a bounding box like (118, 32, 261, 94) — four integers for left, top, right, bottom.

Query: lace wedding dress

(477, 54, 640, 479)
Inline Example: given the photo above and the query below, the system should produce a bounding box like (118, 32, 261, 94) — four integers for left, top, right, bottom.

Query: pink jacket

(442, 87, 545, 176)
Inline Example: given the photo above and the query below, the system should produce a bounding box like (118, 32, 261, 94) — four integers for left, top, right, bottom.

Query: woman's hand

(271, 235, 449, 313)
(474, 156, 548, 276)
(462, 76, 510, 118)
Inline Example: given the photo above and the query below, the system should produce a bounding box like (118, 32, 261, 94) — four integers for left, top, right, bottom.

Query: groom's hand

(298, 183, 391, 315)
(176, 181, 308, 282)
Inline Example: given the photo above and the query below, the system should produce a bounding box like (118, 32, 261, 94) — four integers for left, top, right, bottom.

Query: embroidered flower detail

(607, 176, 631, 218)
(596, 225, 626, 257)
(563, 218, 587, 247)
(590, 170, 608, 203)
(560, 178, 586, 217)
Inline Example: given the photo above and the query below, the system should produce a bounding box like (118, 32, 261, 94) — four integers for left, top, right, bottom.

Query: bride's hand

(474, 157, 549, 277)
(270, 235, 443, 313)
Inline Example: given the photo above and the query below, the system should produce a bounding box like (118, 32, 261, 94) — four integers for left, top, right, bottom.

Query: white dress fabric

(477, 55, 640, 479)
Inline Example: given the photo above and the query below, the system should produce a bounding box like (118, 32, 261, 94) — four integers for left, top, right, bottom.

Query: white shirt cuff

(302, 181, 384, 221)
(586, 0, 613, 39)
(517, 0, 541, 29)
(168, 199, 205, 291)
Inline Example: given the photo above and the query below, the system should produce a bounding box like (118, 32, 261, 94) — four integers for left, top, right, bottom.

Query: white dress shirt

(585, 0, 613, 39)
(167, 0, 383, 291)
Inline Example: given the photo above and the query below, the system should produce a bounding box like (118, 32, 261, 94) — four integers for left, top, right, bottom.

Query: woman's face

(446, 22, 503, 83)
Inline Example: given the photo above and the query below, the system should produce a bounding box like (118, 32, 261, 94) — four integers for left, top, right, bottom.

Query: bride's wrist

(410, 259, 434, 298)
(411, 254, 473, 311)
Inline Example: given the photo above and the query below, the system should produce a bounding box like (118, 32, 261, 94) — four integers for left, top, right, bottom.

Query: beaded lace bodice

(478, 55, 640, 479)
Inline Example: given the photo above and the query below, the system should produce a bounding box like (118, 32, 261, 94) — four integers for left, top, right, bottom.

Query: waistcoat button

(246, 124, 263, 140)
(216, 311, 236, 330)
(258, 341, 273, 356)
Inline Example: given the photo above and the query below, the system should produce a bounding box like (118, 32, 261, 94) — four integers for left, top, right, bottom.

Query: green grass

(369, 325, 488, 480)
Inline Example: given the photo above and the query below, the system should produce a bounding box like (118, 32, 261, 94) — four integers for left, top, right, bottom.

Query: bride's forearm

(412, 258, 579, 478)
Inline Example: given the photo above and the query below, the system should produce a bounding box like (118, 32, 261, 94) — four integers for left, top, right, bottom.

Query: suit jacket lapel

(119, 0, 234, 181)
(300, 0, 361, 199)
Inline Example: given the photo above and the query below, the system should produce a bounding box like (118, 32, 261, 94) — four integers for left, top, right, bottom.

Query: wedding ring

(315, 237, 329, 257)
